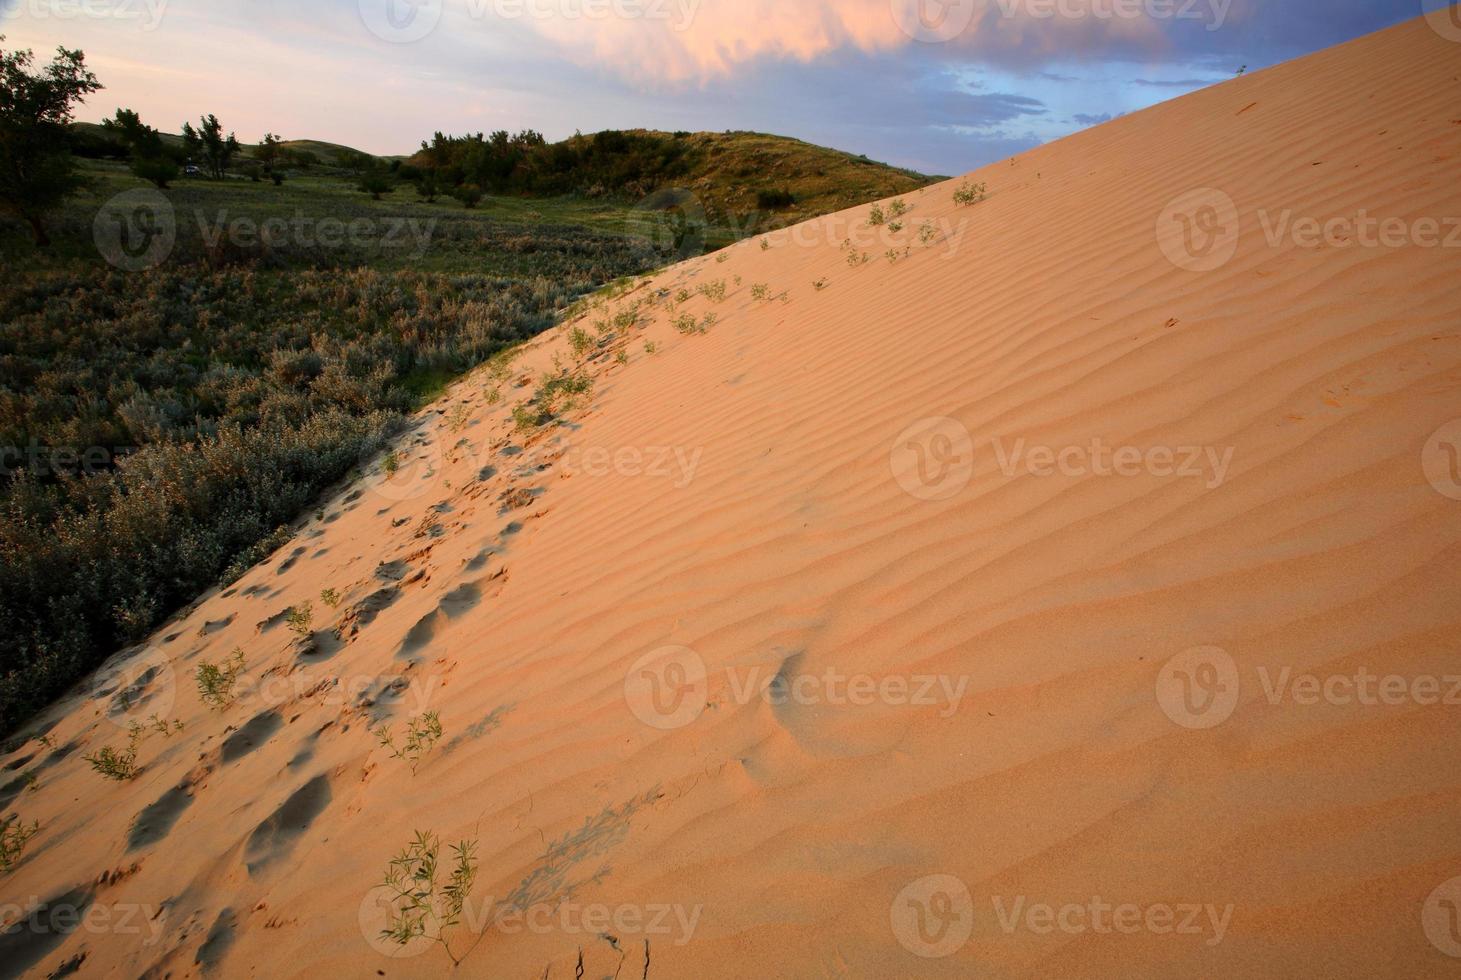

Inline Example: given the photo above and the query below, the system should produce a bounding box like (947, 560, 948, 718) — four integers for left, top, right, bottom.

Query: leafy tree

(103, 107, 178, 188)
(0, 38, 103, 245)
(415, 172, 440, 202)
(256, 132, 285, 184)
(358, 170, 394, 200)
(181, 113, 240, 179)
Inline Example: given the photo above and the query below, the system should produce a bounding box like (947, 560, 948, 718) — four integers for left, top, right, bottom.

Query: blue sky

(0, 0, 1427, 174)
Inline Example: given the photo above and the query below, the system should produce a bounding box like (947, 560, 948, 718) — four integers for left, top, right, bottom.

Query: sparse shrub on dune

(379, 830, 479, 964)
(867, 203, 886, 227)
(697, 280, 727, 303)
(83, 722, 149, 781)
(197, 649, 246, 710)
(287, 603, 313, 638)
(953, 180, 987, 206)
(919, 221, 937, 244)
(0, 814, 39, 874)
(888, 198, 909, 218)
(375, 712, 444, 774)
(751, 283, 770, 301)
(569, 325, 594, 358)
(321, 588, 342, 609)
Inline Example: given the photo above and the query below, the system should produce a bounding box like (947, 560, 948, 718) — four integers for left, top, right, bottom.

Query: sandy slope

(3, 14, 1460, 979)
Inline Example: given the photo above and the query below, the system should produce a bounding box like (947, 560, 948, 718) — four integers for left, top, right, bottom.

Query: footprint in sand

(243, 774, 332, 877)
(129, 781, 195, 850)
(221, 710, 283, 763)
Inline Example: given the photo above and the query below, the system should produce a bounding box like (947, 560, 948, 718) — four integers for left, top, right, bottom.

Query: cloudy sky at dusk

(1, 0, 1429, 174)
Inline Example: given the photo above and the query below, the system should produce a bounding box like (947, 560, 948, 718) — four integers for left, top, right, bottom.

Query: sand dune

(3, 14, 1460, 979)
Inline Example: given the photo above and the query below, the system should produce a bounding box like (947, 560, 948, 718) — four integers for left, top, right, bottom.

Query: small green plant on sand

(375, 712, 444, 774)
(1, 814, 40, 874)
(287, 603, 313, 638)
(867, 203, 886, 226)
(321, 588, 342, 609)
(888, 220, 904, 233)
(446, 403, 470, 432)
(197, 649, 246, 709)
(953, 180, 987, 206)
(383, 451, 401, 476)
(512, 403, 539, 432)
(379, 831, 479, 964)
(697, 280, 727, 303)
(919, 221, 937, 244)
(569, 325, 594, 358)
(615, 349, 628, 366)
(644, 340, 659, 355)
(750, 283, 770, 301)
(149, 714, 183, 737)
(888, 198, 909, 218)
(760, 238, 770, 251)
(83, 723, 147, 781)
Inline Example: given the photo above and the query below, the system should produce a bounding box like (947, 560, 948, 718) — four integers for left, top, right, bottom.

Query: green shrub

(379, 830, 478, 964)
(196, 649, 246, 709)
(374, 712, 444, 774)
(1, 814, 39, 874)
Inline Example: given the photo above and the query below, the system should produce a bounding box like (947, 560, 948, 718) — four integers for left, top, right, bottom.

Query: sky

(0, 0, 1430, 175)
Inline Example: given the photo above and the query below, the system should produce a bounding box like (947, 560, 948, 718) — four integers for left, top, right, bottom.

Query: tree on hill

(0, 38, 103, 245)
(181, 113, 240, 179)
(104, 108, 179, 188)
(256, 132, 285, 185)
